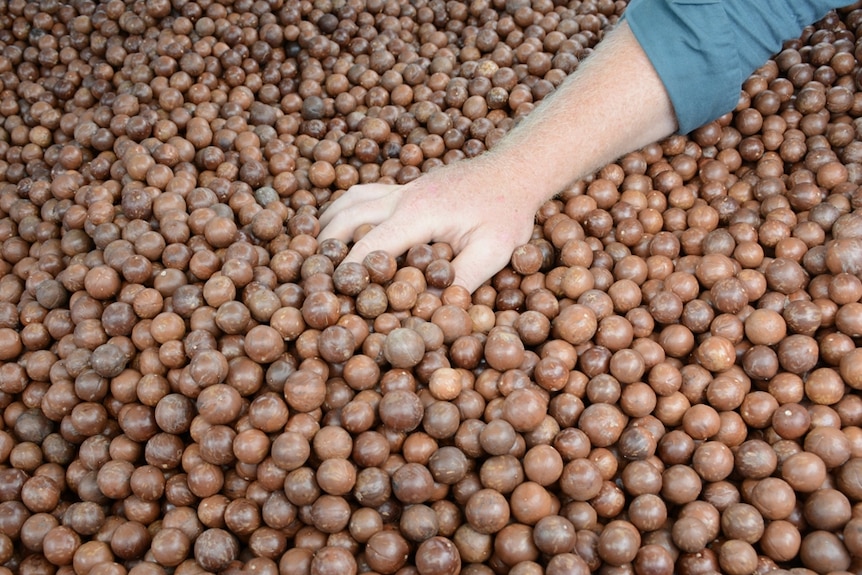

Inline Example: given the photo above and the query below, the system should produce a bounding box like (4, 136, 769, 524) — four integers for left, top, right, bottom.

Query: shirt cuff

(624, 0, 848, 134)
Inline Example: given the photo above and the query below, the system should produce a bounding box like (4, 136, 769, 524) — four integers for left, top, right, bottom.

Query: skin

(318, 21, 677, 293)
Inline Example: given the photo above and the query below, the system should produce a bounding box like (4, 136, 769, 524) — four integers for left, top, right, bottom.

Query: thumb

(449, 240, 514, 294)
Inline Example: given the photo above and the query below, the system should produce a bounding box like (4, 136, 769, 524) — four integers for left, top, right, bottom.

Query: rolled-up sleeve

(624, 0, 850, 134)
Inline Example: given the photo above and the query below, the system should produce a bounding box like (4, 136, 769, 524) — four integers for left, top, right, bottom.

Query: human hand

(318, 23, 678, 294)
(317, 161, 544, 293)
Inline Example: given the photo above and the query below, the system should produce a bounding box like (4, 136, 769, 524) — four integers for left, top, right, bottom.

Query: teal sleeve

(623, 0, 850, 134)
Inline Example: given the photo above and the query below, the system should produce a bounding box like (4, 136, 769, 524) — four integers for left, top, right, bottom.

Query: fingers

(319, 183, 399, 225)
(317, 183, 401, 243)
(318, 176, 531, 294)
(340, 216, 434, 268)
(449, 240, 515, 294)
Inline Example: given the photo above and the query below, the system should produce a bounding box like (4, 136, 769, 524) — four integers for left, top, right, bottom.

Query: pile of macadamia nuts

(1, 0, 862, 574)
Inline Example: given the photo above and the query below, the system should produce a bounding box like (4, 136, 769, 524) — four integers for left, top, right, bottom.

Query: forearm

(472, 21, 677, 210)
(467, 0, 850, 209)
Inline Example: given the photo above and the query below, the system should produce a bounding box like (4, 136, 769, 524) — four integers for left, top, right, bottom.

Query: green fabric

(624, 0, 849, 133)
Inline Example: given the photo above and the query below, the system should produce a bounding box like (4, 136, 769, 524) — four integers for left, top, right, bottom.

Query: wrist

(468, 147, 558, 214)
